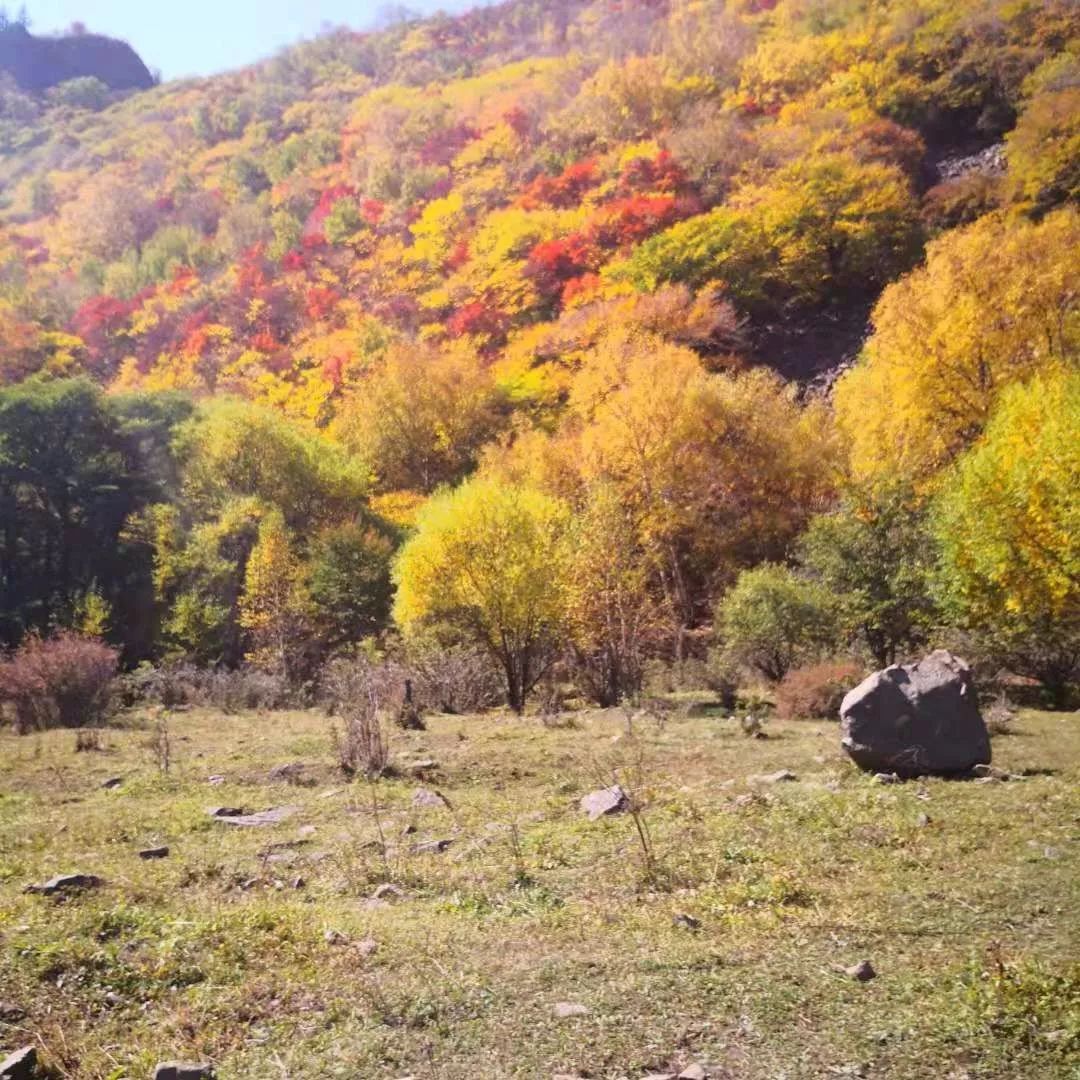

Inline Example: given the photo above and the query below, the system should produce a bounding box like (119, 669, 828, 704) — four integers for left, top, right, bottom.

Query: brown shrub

(0, 632, 118, 734)
(775, 661, 863, 722)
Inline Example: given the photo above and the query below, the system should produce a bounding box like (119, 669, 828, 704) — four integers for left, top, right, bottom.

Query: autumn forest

(0, 0, 1077, 712)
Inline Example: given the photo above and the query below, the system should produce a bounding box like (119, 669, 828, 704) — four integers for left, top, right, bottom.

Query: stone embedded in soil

(101, 776, 123, 789)
(678, 1065, 708, 1080)
(207, 806, 245, 817)
(152, 1064, 216, 1080)
(0, 1001, 27, 1022)
(579, 785, 629, 820)
(0, 1045, 36, 1080)
(845, 959, 877, 982)
(872, 772, 902, 784)
(213, 806, 299, 827)
(371, 883, 408, 902)
(139, 846, 170, 859)
(410, 838, 454, 855)
(749, 769, 797, 784)
(412, 787, 450, 809)
(25, 873, 102, 896)
(552, 1001, 590, 1018)
(672, 913, 702, 931)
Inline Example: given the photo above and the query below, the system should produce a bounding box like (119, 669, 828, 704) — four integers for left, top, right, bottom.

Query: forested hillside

(0, 0, 1077, 707)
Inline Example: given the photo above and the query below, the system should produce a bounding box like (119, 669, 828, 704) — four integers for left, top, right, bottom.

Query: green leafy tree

(797, 487, 938, 667)
(717, 563, 838, 683)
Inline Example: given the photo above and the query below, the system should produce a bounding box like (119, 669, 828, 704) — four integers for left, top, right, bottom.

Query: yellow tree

(934, 366, 1080, 705)
(393, 478, 571, 712)
(239, 510, 310, 680)
(569, 329, 837, 644)
(836, 208, 1080, 484)
(564, 481, 664, 706)
(330, 340, 508, 494)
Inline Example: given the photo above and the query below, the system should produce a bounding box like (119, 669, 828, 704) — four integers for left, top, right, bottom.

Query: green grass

(0, 706, 1077, 1079)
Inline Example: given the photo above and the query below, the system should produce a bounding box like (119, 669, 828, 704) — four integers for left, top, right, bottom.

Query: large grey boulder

(840, 651, 991, 777)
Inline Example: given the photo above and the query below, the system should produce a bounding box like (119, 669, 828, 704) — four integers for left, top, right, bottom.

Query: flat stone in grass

(101, 776, 123, 790)
(552, 1001, 590, 1018)
(139, 846, 170, 860)
(207, 806, 246, 818)
(678, 1067, 708, 1080)
(748, 769, 797, 784)
(24, 873, 102, 896)
(580, 785, 628, 820)
(152, 1064, 216, 1080)
(410, 838, 454, 855)
(0, 1045, 35, 1079)
(212, 806, 299, 827)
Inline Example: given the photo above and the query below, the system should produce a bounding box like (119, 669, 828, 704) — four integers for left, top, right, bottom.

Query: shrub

(717, 564, 838, 682)
(0, 632, 118, 734)
(775, 661, 863, 721)
(118, 662, 293, 712)
(321, 657, 391, 777)
(406, 645, 502, 715)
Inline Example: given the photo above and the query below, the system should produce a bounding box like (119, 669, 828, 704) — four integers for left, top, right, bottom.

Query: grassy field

(0, 703, 1077, 1079)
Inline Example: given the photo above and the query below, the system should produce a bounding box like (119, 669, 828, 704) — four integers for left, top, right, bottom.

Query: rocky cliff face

(0, 25, 154, 93)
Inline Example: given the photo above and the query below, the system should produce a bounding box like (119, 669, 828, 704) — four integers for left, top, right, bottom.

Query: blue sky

(22, 2, 489, 79)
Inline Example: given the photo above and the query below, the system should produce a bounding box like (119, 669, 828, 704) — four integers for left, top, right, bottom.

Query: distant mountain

(0, 23, 154, 93)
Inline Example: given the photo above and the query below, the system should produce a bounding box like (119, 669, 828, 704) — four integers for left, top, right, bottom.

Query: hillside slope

(1, 0, 1074, 406)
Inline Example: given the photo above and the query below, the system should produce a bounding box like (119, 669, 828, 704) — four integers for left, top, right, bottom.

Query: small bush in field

(984, 695, 1017, 736)
(321, 658, 391, 777)
(0, 632, 118, 734)
(775, 661, 863, 721)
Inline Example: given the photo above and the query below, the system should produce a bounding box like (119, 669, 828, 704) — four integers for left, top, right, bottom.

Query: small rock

(292, 876, 306, 889)
(268, 762, 307, 782)
(371, 883, 408, 903)
(672, 913, 701, 931)
(354, 936, 378, 958)
(139, 846, 170, 860)
(101, 777, 123, 790)
(872, 772, 902, 784)
(0, 1046, 36, 1080)
(972, 764, 1011, 781)
(916, 813, 931, 828)
(206, 775, 226, 785)
(404, 759, 439, 774)
(410, 838, 454, 855)
(750, 770, 797, 784)
(552, 1001, 590, 1018)
(580, 786, 629, 820)
(25, 873, 103, 896)
(845, 960, 877, 982)
(318, 788, 343, 799)
(0, 1002, 27, 1022)
(152, 1064, 216, 1080)
(103, 991, 123, 1007)
(643, 1074, 677, 1080)
(324, 929, 349, 946)
(678, 1066, 708, 1080)
(207, 806, 246, 818)
(411, 787, 450, 809)
(296, 825, 317, 839)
